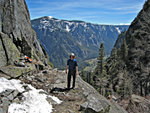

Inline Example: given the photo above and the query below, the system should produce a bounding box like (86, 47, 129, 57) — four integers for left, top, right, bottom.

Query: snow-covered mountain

(31, 16, 129, 68)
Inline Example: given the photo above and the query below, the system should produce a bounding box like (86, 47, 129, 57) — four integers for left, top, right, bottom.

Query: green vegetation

(48, 61, 54, 68)
(81, 40, 132, 99)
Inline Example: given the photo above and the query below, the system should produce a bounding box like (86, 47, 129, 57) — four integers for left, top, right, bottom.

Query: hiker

(65, 53, 79, 90)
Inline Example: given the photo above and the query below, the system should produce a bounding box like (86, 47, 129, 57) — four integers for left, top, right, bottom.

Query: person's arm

(66, 60, 69, 74)
(76, 66, 79, 76)
(66, 65, 68, 74)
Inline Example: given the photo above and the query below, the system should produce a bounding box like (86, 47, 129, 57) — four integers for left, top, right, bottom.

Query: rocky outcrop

(0, 0, 49, 67)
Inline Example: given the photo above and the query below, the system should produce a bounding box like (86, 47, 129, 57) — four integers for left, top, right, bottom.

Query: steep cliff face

(125, 0, 150, 72)
(124, 0, 150, 94)
(107, 0, 150, 100)
(0, 0, 49, 67)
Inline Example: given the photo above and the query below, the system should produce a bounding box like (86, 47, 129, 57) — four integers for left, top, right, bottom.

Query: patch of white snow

(115, 27, 121, 34)
(0, 77, 24, 93)
(66, 25, 70, 32)
(0, 77, 62, 113)
(48, 16, 53, 19)
(48, 95, 62, 104)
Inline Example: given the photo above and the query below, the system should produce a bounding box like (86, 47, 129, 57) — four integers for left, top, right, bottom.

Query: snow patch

(40, 19, 50, 29)
(8, 88, 53, 113)
(80, 22, 87, 27)
(119, 23, 130, 25)
(66, 25, 70, 32)
(115, 27, 121, 34)
(48, 16, 53, 19)
(55, 19, 61, 22)
(64, 21, 74, 26)
(48, 95, 62, 104)
(0, 77, 24, 93)
(102, 26, 106, 30)
(0, 77, 62, 113)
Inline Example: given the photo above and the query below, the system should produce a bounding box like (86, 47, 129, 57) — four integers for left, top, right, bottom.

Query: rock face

(125, 0, 150, 74)
(118, 0, 150, 95)
(32, 16, 129, 68)
(0, 0, 49, 67)
(109, 0, 150, 96)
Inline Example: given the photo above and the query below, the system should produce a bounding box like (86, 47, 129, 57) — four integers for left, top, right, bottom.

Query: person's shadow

(50, 87, 71, 93)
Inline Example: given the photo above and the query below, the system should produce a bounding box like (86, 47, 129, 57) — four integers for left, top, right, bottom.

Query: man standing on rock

(66, 53, 79, 90)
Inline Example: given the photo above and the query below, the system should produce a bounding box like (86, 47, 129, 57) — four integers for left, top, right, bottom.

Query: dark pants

(67, 70, 76, 89)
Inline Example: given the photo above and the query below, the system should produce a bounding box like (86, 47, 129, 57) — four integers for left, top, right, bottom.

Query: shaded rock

(0, 0, 49, 68)
(0, 32, 20, 66)
(35, 77, 45, 83)
(0, 37, 7, 67)
(35, 61, 45, 70)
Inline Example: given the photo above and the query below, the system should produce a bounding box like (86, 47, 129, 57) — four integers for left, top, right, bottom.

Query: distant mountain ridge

(31, 16, 129, 68)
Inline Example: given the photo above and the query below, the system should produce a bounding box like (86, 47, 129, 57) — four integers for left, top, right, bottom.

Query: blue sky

(26, 0, 146, 25)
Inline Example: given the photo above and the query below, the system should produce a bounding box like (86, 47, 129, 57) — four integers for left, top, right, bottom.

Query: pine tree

(120, 39, 128, 61)
(96, 43, 105, 77)
(94, 43, 108, 95)
(106, 47, 118, 95)
(111, 47, 117, 60)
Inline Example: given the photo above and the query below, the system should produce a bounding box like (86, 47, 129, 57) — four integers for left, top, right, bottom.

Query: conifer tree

(120, 39, 128, 61)
(96, 43, 105, 77)
(94, 43, 108, 95)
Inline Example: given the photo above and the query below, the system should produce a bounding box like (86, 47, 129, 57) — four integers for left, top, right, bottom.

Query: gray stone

(7, 90, 19, 101)
(35, 77, 45, 83)
(12, 90, 19, 98)
(0, 89, 13, 97)
(77, 77, 127, 113)
(7, 93, 14, 101)
(0, 108, 3, 113)
(0, 65, 36, 78)
(1, 97, 10, 113)
(0, 37, 7, 67)
(0, 32, 20, 65)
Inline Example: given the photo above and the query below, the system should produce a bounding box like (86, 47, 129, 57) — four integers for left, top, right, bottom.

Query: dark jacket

(67, 59, 78, 71)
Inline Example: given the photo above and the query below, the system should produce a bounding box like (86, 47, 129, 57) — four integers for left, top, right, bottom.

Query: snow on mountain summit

(48, 16, 53, 19)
